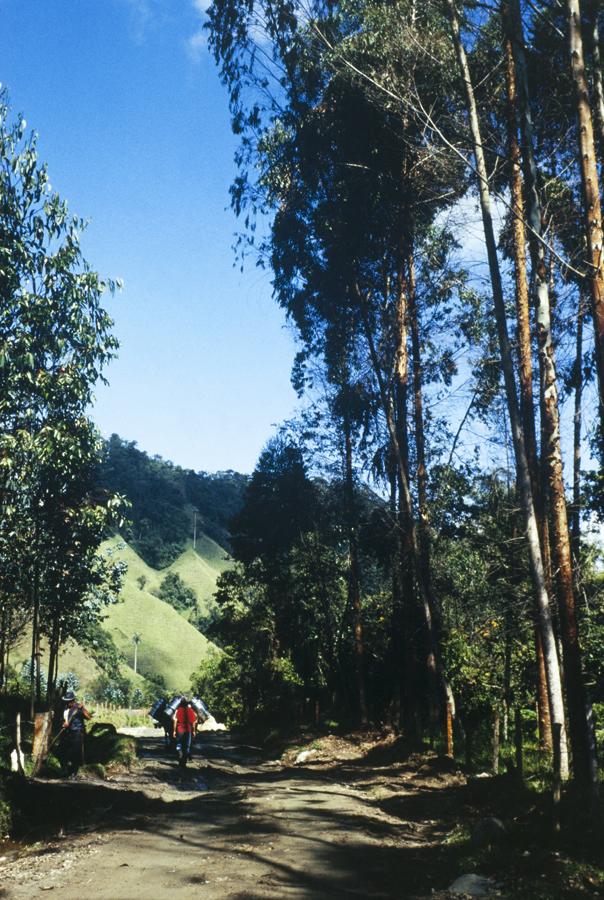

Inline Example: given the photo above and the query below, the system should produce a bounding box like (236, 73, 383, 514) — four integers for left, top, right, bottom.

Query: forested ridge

(99, 433, 248, 567)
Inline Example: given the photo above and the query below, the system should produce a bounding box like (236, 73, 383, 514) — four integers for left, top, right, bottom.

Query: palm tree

(132, 633, 142, 675)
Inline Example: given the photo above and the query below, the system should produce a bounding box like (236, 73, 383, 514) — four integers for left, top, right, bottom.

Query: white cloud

(186, 0, 211, 63)
(119, 0, 210, 59)
(187, 28, 207, 62)
(121, 0, 155, 43)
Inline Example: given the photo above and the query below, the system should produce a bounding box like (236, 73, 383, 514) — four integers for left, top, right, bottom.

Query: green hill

(12, 533, 228, 698)
(11, 636, 104, 696)
(165, 540, 232, 615)
(100, 537, 220, 691)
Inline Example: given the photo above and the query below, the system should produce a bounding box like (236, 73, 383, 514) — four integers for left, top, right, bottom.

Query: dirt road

(0, 731, 478, 899)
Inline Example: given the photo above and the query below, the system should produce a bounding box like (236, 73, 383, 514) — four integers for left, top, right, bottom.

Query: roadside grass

(43, 721, 138, 780)
(444, 797, 604, 899)
(86, 706, 151, 729)
(437, 749, 604, 899)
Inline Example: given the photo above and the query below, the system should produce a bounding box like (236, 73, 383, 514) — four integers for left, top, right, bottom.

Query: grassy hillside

(165, 538, 231, 615)
(11, 628, 150, 699)
(187, 532, 231, 570)
(13, 536, 226, 698)
(11, 637, 104, 695)
(100, 537, 221, 692)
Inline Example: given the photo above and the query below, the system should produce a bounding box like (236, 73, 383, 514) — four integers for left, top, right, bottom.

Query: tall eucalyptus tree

(444, 0, 568, 780)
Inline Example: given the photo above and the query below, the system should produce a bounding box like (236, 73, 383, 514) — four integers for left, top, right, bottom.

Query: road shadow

(7, 733, 603, 899)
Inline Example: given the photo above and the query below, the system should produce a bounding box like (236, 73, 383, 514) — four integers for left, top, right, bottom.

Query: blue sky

(1, 0, 298, 473)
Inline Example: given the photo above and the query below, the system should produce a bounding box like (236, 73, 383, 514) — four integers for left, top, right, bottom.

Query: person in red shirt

(172, 697, 197, 767)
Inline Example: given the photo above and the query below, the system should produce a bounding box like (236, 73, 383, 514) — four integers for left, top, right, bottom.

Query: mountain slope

(165, 541, 231, 615)
(13, 535, 226, 697)
(100, 537, 220, 691)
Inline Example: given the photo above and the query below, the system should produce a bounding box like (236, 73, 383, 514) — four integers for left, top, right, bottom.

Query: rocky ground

(0, 730, 602, 898)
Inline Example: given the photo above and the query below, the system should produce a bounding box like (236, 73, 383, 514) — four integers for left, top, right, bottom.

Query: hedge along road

(0, 729, 473, 899)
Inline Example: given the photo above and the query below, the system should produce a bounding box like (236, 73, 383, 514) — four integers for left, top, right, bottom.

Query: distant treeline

(100, 434, 248, 567)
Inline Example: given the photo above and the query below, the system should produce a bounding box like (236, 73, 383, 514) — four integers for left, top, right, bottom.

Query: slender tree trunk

(0, 603, 6, 692)
(344, 410, 368, 727)
(535, 627, 553, 752)
(51, 642, 60, 703)
(35, 624, 42, 706)
(514, 706, 524, 780)
(502, 11, 536, 467)
(408, 250, 455, 753)
(572, 293, 585, 555)
(47, 635, 57, 708)
(358, 285, 442, 731)
(502, 7, 554, 755)
(4, 610, 10, 691)
(445, 692, 454, 758)
(46, 618, 60, 706)
(388, 455, 405, 727)
(503, 609, 512, 745)
(587, 0, 604, 152)
(408, 253, 428, 543)
(446, 0, 568, 780)
(567, 0, 604, 435)
(30, 575, 40, 721)
(393, 256, 423, 734)
(395, 253, 410, 477)
(492, 708, 501, 774)
(511, 0, 595, 788)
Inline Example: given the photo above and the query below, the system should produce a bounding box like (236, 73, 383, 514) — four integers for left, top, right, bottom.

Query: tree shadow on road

(8, 734, 603, 899)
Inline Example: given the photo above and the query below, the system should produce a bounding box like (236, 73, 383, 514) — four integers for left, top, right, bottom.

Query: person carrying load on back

(190, 696, 211, 728)
(173, 697, 197, 767)
(60, 690, 92, 778)
(149, 697, 172, 747)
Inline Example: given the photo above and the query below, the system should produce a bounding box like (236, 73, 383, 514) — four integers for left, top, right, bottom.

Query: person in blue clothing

(59, 691, 92, 778)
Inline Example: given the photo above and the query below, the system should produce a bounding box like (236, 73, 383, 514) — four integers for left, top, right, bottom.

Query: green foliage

(0, 91, 125, 702)
(82, 622, 125, 681)
(57, 672, 80, 693)
(156, 571, 197, 612)
(202, 437, 388, 725)
(435, 475, 537, 718)
(91, 673, 133, 706)
(191, 651, 244, 725)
